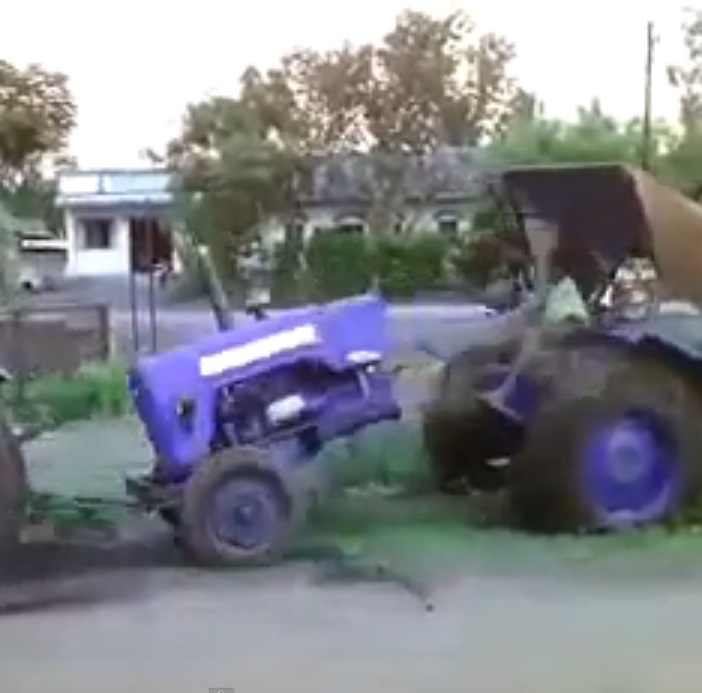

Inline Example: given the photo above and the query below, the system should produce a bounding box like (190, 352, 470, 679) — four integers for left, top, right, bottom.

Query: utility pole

(642, 20, 656, 171)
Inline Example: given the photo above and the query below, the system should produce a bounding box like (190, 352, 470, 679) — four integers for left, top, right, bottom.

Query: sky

(1, 0, 691, 167)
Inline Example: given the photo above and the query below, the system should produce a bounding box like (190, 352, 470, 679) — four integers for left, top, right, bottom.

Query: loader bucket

(498, 163, 702, 307)
(633, 170, 702, 308)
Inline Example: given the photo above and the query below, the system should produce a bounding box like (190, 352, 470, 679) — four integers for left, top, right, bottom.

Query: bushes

(305, 232, 374, 300)
(13, 361, 130, 429)
(374, 235, 447, 298)
(274, 231, 452, 302)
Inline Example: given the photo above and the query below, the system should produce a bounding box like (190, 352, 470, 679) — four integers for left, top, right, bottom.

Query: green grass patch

(13, 360, 131, 429)
(321, 421, 431, 492)
(303, 489, 702, 580)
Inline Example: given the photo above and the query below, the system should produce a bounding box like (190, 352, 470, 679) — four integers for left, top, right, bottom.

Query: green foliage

(321, 423, 430, 493)
(273, 232, 454, 302)
(450, 233, 505, 288)
(0, 60, 76, 188)
(15, 361, 129, 429)
(271, 232, 305, 305)
(373, 234, 447, 297)
(487, 99, 673, 169)
(304, 232, 374, 300)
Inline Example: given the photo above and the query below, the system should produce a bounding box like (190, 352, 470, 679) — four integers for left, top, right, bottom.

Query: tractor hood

(498, 163, 702, 306)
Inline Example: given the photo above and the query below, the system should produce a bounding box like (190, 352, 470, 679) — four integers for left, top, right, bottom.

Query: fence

(0, 303, 110, 382)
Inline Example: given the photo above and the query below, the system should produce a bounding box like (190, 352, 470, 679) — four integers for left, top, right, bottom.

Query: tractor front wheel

(509, 351, 702, 533)
(177, 447, 303, 567)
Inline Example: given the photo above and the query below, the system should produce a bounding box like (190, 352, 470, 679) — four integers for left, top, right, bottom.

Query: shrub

(271, 234, 305, 306)
(373, 234, 448, 298)
(13, 360, 130, 429)
(304, 232, 373, 300)
(321, 422, 431, 493)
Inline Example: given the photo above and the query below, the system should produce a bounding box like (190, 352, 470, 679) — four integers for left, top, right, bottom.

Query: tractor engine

(127, 294, 401, 489)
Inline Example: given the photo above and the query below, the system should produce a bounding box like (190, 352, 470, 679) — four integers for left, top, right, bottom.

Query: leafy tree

(166, 96, 302, 279)
(488, 99, 671, 169)
(233, 9, 522, 235)
(0, 59, 75, 233)
(0, 60, 76, 189)
(666, 8, 702, 196)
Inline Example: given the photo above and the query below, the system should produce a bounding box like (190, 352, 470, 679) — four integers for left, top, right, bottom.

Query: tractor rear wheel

(178, 446, 305, 567)
(0, 410, 28, 565)
(422, 345, 518, 494)
(509, 346, 702, 533)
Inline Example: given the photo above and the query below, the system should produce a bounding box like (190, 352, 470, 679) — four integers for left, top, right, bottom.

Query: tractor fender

(605, 312, 702, 366)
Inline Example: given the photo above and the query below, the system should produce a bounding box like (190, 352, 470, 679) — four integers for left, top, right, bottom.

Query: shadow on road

(0, 522, 185, 615)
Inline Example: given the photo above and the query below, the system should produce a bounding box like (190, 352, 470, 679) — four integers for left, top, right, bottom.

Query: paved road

(2, 562, 702, 693)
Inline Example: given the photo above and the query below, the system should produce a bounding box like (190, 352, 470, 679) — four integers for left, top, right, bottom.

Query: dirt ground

(5, 419, 702, 692)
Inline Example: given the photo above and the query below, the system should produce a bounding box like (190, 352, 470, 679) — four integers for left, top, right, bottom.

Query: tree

(166, 96, 302, 279)
(666, 8, 702, 196)
(0, 59, 75, 233)
(488, 99, 672, 169)
(0, 60, 76, 189)
(233, 10, 522, 235)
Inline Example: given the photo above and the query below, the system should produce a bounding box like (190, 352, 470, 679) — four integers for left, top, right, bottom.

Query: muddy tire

(422, 345, 518, 494)
(0, 411, 27, 565)
(509, 345, 702, 533)
(178, 447, 305, 567)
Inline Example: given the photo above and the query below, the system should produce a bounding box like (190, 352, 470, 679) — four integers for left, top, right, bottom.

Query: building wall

(58, 168, 175, 278)
(65, 212, 131, 276)
(260, 202, 476, 249)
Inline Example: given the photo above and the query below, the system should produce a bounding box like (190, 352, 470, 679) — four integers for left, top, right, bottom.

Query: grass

(11, 360, 130, 429)
(301, 488, 702, 582)
(17, 362, 702, 580)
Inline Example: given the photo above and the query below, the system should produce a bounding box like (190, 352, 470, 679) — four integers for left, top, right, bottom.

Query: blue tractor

(125, 292, 401, 566)
(422, 163, 702, 532)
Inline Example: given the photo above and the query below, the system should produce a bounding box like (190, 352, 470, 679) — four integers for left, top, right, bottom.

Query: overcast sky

(2, 0, 690, 167)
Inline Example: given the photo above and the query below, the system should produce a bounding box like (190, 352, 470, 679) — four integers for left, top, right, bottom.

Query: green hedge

(373, 235, 447, 298)
(305, 232, 374, 300)
(13, 361, 130, 429)
(273, 232, 451, 302)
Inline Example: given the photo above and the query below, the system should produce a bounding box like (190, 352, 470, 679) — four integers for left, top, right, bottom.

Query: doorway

(129, 217, 173, 273)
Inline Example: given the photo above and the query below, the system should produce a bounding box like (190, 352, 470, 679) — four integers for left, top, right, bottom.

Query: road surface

(4, 420, 702, 693)
(8, 284, 702, 692)
(3, 558, 702, 693)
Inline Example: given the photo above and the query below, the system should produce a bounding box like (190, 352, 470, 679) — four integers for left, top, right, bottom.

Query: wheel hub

(583, 413, 679, 528)
(605, 428, 649, 483)
(211, 479, 282, 550)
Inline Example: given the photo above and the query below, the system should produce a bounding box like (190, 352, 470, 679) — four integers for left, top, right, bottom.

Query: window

(437, 217, 458, 239)
(338, 222, 364, 235)
(81, 218, 113, 249)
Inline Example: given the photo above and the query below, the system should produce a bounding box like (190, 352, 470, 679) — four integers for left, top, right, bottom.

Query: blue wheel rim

(209, 477, 284, 550)
(582, 412, 679, 529)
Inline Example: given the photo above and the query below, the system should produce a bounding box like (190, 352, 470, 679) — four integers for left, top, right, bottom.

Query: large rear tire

(510, 346, 702, 533)
(422, 346, 518, 494)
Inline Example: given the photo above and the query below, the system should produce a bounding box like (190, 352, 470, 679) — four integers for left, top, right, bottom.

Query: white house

(55, 148, 483, 278)
(56, 168, 179, 277)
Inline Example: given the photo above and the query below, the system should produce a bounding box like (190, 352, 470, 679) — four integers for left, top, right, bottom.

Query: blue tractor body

(129, 293, 400, 476)
(126, 292, 401, 564)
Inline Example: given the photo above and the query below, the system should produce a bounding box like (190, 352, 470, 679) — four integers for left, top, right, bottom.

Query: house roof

(303, 146, 488, 204)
